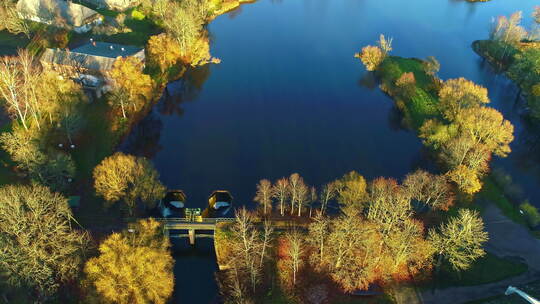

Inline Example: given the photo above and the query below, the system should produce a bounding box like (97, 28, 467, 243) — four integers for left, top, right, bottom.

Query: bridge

(155, 218, 235, 245)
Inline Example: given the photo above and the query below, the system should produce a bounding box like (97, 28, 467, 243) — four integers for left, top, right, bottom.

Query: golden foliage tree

(84, 219, 174, 304)
(109, 57, 154, 118)
(403, 170, 454, 211)
(447, 164, 483, 195)
(272, 177, 289, 216)
(429, 209, 488, 271)
(0, 184, 90, 296)
(438, 78, 490, 120)
(355, 45, 384, 72)
(93, 152, 166, 215)
(254, 179, 273, 215)
(147, 33, 182, 71)
(334, 171, 367, 214)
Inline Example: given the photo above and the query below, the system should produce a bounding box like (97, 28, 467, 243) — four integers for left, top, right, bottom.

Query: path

(421, 202, 540, 304)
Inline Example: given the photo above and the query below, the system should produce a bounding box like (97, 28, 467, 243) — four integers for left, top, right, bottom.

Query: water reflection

(120, 112, 163, 159)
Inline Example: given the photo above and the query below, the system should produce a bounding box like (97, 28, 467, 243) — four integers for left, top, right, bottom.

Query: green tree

(84, 219, 174, 304)
(93, 152, 166, 215)
(0, 184, 90, 297)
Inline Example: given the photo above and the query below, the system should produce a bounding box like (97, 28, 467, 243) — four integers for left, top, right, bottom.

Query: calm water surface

(121, 0, 539, 301)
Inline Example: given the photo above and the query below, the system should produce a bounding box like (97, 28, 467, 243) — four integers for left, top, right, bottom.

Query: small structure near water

(208, 190, 233, 217)
(40, 41, 145, 98)
(158, 190, 186, 218)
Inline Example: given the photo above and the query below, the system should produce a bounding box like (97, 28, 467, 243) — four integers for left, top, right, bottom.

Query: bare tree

(319, 182, 337, 215)
(308, 186, 317, 217)
(272, 178, 289, 216)
(285, 230, 304, 286)
(308, 212, 330, 267)
(289, 173, 303, 215)
(296, 182, 309, 217)
(259, 220, 274, 268)
(254, 179, 273, 215)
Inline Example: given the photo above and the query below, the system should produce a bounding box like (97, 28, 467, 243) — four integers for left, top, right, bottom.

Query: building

(40, 41, 145, 97)
(79, 0, 138, 11)
(17, 0, 103, 33)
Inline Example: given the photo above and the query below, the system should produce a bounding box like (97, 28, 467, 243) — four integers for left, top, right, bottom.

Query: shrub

(355, 45, 384, 71)
(520, 201, 540, 227)
(131, 9, 146, 20)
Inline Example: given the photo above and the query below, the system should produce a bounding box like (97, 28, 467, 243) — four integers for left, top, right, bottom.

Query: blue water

(120, 0, 540, 301)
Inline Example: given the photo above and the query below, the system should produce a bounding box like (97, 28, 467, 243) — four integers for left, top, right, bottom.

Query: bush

(131, 9, 146, 20)
(520, 201, 540, 227)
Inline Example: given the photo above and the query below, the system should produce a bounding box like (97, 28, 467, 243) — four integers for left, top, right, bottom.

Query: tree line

(217, 171, 488, 303)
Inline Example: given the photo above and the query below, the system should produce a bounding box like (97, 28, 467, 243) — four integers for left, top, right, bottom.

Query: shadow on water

(170, 238, 222, 304)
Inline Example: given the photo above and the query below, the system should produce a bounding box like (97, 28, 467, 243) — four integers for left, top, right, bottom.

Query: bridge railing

(154, 218, 235, 224)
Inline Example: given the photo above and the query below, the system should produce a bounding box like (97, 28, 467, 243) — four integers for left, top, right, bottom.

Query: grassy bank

(473, 40, 540, 120)
(375, 56, 440, 129)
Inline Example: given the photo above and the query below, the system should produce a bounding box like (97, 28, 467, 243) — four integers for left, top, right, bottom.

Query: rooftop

(71, 42, 143, 59)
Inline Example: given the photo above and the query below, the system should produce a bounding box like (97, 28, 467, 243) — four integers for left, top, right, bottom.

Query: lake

(120, 0, 539, 302)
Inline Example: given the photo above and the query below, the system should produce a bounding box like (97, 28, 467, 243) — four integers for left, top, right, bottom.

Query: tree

(447, 165, 483, 195)
(85, 219, 174, 304)
(147, 33, 182, 71)
(308, 212, 330, 267)
(259, 220, 274, 268)
(0, 2, 31, 37)
(319, 181, 337, 215)
(429, 209, 488, 272)
(284, 230, 303, 286)
(254, 179, 273, 215)
(355, 45, 384, 71)
(455, 107, 514, 158)
(534, 6, 540, 24)
(0, 184, 90, 297)
(438, 78, 490, 120)
(93, 152, 166, 215)
(296, 182, 309, 217)
(288, 173, 307, 215)
(308, 186, 317, 217)
(378, 34, 393, 56)
(335, 171, 367, 214)
(423, 56, 440, 76)
(109, 57, 154, 118)
(367, 177, 412, 233)
(403, 170, 454, 211)
(272, 178, 289, 216)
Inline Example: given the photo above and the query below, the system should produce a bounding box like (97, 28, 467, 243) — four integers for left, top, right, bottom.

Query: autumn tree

(284, 230, 304, 286)
(429, 209, 489, 272)
(0, 184, 90, 297)
(403, 170, 454, 211)
(93, 152, 166, 215)
(109, 57, 154, 118)
(254, 179, 273, 215)
(85, 219, 174, 304)
(490, 12, 527, 47)
(308, 212, 330, 267)
(355, 45, 385, 71)
(288, 173, 307, 215)
(0, 124, 76, 191)
(272, 177, 289, 216)
(447, 165, 483, 195)
(534, 6, 540, 24)
(319, 181, 337, 215)
(334, 171, 367, 215)
(147, 33, 182, 71)
(0, 2, 31, 37)
(367, 177, 412, 233)
(438, 78, 490, 120)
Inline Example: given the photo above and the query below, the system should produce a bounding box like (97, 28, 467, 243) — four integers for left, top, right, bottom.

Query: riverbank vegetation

(357, 35, 514, 197)
(214, 169, 503, 303)
(473, 8, 540, 121)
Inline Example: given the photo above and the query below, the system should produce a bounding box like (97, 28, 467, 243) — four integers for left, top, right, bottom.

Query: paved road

(421, 203, 540, 304)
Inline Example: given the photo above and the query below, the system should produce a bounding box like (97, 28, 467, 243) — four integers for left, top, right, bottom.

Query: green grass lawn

(430, 253, 527, 290)
(479, 177, 527, 226)
(377, 56, 440, 129)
